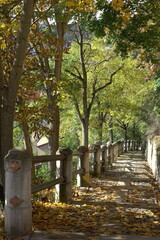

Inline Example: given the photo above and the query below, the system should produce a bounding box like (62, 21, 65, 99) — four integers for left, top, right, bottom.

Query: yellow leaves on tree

(0, 23, 6, 49)
(111, 0, 124, 10)
(65, 0, 96, 13)
(0, 19, 20, 49)
(111, 0, 131, 25)
(0, 0, 13, 3)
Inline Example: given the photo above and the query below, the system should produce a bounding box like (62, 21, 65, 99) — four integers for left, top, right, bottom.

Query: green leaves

(88, 0, 160, 63)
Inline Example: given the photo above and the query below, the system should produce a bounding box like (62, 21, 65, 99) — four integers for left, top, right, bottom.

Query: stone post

(154, 137, 160, 182)
(122, 141, 124, 153)
(4, 149, 32, 239)
(76, 156, 81, 187)
(93, 144, 101, 177)
(122, 141, 125, 153)
(118, 141, 123, 155)
(133, 141, 135, 150)
(147, 136, 160, 181)
(78, 146, 89, 187)
(59, 148, 72, 203)
(134, 142, 138, 151)
(113, 143, 118, 162)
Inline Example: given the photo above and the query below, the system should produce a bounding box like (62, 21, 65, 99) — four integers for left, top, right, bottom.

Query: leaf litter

(32, 152, 160, 237)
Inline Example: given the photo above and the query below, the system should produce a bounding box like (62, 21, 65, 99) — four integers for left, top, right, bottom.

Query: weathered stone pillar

(135, 142, 138, 151)
(78, 146, 89, 187)
(122, 141, 125, 153)
(130, 140, 133, 151)
(59, 148, 72, 203)
(133, 141, 135, 150)
(146, 136, 160, 182)
(155, 138, 160, 183)
(93, 144, 101, 177)
(4, 149, 32, 239)
(118, 141, 123, 155)
(113, 142, 119, 162)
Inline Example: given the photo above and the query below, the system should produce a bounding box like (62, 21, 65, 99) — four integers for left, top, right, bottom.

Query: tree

(63, 30, 123, 146)
(15, 0, 96, 166)
(0, 0, 97, 201)
(0, 0, 35, 201)
(89, 56, 153, 145)
(112, 62, 152, 144)
(60, 103, 81, 150)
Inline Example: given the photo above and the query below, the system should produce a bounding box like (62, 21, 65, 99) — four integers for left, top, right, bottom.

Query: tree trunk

(108, 117, 114, 143)
(109, 121, 114, 143)
(22, 123, 33, 156)
(81, 118, 89, 147)
(132, 122, 136, 139)
(109, 128, 114, 143)
(124, 127, 128, 152)
(22, 123, 35, 180)
(98, 119, 103, 145)
(0, 56, 5, 201)
(0, 0, 34, 201)
(47, 19, 67, 172)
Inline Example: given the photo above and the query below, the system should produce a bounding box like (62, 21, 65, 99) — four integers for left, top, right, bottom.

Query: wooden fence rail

(4, 140, 141, 238)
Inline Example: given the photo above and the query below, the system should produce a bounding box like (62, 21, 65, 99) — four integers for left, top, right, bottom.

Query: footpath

(30, 151, 160, 240)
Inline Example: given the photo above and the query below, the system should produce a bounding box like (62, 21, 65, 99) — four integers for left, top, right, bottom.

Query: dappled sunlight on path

(32, 151, 160, 238)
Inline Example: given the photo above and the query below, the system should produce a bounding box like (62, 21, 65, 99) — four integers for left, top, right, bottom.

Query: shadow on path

(31, 151, 160, 240)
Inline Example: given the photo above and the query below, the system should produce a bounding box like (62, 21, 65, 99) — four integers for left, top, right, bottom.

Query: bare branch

(32, 6, 53, 26)
(87, 65, 124, 115)
(73, 98, 83, 123)
(73, 66, 83, 81)
(116, 119, 129, 129)
(96, 56, 114, 67)
(94, 65, 124, 94)
(65, 69, 84, 82)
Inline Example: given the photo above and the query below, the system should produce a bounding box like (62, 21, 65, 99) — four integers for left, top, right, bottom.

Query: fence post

(93, 144, 101, 177)
(4, 149, 32, 239)
(101, 145, 108, 173)
(78, 146, 89, 187)
(118, 141, 122, 155)
(59, 147, 72, 203)
(113, 142, 119, 162)
(122, 141, 124, 154)
(133, 141, 135, 150)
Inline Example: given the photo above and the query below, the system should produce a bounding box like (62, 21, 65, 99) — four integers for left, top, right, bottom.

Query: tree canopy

(88, 0, 160, 63)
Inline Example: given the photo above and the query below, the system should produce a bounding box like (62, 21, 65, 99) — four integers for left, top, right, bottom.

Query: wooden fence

(4, 140, 140, 238)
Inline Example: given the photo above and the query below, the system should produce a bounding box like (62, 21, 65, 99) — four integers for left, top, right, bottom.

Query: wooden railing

(4, 140, 141, 238)
(31, 142, 124, 200)
(31, 140, 141, 199)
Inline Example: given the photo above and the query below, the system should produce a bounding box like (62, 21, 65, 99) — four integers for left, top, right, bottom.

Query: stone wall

(146, 136, 160, 183)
